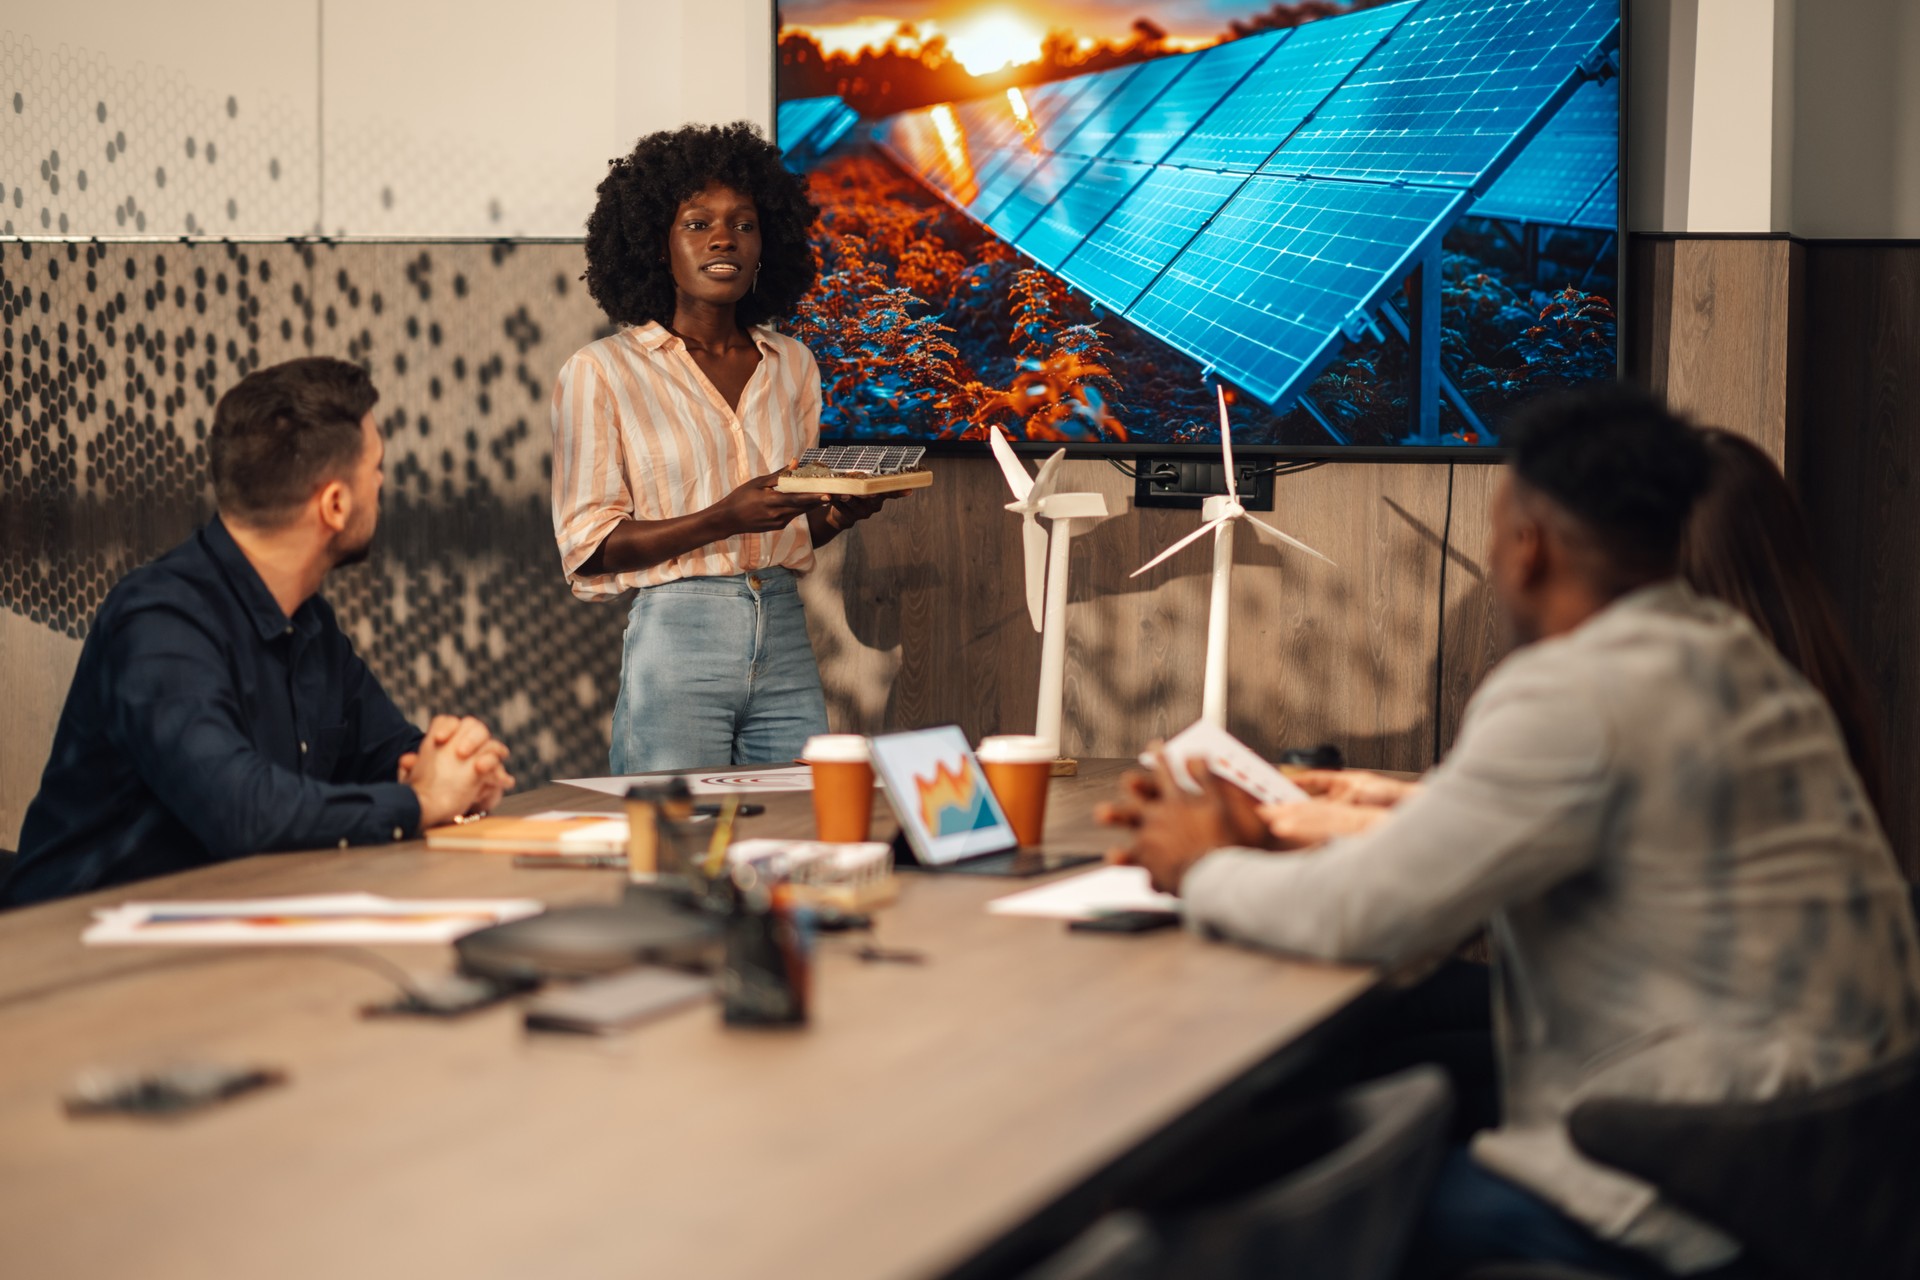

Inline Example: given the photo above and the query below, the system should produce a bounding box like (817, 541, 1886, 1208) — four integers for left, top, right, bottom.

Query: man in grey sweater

(1103, 388, 1920, 1277)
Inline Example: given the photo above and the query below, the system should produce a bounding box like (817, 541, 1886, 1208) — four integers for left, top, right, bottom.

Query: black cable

(1431, 462, 1457, 765)
(0, 944, 429, 1015)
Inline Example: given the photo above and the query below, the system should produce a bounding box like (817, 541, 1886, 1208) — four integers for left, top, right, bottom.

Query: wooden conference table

(0, 760, 1377, 1280)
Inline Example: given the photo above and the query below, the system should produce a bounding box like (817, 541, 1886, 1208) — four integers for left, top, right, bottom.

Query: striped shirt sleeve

(550, 352, 632, 602)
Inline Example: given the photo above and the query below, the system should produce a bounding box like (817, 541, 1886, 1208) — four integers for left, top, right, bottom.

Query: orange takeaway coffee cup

(803, 734, 874, 843)
(978, 735, 1055, 849)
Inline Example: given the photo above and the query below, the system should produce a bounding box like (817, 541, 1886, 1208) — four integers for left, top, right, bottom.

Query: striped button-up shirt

(550, 321, 822, 598)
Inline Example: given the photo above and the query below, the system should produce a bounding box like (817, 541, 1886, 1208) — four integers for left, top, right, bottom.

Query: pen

(513, 853, 626, 870)
(703, 794, 741, 879)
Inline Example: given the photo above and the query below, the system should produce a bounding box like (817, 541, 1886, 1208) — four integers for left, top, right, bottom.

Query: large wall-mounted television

(774, 0, 1621, 455)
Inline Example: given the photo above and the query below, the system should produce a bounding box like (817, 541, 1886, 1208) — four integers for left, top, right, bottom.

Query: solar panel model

(775, 446, 935, 496)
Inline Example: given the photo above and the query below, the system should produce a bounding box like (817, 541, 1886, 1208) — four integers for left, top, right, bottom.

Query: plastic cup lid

(977, 735, 1057, 764)
(802, 734, 870, 763)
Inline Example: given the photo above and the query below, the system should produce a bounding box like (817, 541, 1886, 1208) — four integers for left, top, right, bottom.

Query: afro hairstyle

(583, 121, 820, 331)
(1504, 383, 1711, 574)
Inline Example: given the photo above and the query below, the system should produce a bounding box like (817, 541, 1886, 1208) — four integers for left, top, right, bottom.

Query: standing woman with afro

(551, 122, 899, 772)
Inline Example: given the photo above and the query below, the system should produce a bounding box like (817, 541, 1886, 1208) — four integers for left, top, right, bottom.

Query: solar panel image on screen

(1472, 76, 1618, 228)
(1165, 2, 1415, 174)
(779, 97, 834, 149)
(1128, 177, 1464, 404)
(778, 96, 860, 163)
(788, 0, 1621, 445)
(966, 145, 1051, 223)
(1265, 0, 1619, 187)
(1016, 158, 1155, 271)
(1571, 165, 1619, 231)
(1101, 29, 1283, 167)
(1056, 166, 1249, 313)
(951, 96, 1028, 158)
(987, 152, 1092, 243)
(875, 109, 982, 206)
(1054, 52, 1195, 160)
(953, 81, 1104, 205)
(1028, 66, 1141, 151)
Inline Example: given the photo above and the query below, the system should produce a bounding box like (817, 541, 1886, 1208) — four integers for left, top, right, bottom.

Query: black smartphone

(65, 1063, 287, 1117)
(362, 972, 535, 1019)
(512, 852, 626, 870)
(692, 802, 766, 818)
(523, 967, 712, 1035)
(1068, 910, 1181, 934)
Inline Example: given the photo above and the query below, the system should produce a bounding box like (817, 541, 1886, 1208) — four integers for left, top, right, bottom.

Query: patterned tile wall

(0, 237, 629, 784)
(2, 4, 631, 238)
(1, 27, 318, 236)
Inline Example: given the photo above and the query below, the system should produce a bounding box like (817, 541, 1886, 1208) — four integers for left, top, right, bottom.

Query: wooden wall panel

(1653, 238, 1805, 467)
(805, 457, 1452, 773)
(1435, 463, 1512, 755)
(1797, 243, 1920, 878)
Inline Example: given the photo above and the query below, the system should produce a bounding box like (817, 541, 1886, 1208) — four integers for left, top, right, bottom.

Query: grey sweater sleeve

(1182, 654, 1616, 965)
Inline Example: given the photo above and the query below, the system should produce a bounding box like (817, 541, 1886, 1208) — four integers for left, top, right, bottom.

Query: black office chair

(1559, 1046, 1920, 1280)
(1025, 1066, 1454, 1280)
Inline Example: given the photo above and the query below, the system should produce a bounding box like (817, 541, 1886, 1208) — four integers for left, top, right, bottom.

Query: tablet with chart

(869, 726, 1019, 867)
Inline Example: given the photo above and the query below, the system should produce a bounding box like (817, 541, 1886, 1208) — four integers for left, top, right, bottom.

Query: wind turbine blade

(988, 428, 1034, 504)
(1130, 517, 1227, 579)
(1028, 448, 1068, 503)
(1217, 385, 1237, 503)
(1022, 516, 1048, 633)
(1244, 513, 1337, 566)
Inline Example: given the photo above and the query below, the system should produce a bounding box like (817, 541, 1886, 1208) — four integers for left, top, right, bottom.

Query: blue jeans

(1406, 1149, 1678, 1279)
(609, 566, 829, 773)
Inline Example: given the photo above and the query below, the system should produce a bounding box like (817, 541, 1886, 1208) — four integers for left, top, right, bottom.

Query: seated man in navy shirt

(5, 357, 514, 906)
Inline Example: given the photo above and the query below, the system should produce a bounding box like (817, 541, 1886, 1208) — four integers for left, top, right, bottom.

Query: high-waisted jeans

(608, 566, 829, 774)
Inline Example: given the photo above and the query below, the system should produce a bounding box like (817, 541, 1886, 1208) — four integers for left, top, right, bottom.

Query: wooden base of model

(774, 470, 934, 496)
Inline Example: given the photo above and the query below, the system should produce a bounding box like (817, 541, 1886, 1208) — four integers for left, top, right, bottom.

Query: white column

(1033, 520, 1075, 754)
(1201, 520, 1234, 728)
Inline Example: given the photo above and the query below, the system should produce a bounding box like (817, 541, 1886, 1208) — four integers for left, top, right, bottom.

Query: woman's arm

(580, 468, 827, 576)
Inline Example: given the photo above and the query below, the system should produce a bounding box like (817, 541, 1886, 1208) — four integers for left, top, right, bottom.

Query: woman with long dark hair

(1679, 429, 1888, 821)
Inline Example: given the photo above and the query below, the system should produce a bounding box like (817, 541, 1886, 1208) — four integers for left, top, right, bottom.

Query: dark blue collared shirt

(5, 517, 425, 905)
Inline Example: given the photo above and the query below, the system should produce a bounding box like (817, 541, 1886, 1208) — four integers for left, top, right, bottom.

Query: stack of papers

(425, 810, 629, 853)
(986, 866, 1181, 921)
(561, 766, 820, 797)
(83, 893, 544, 946)
(559, 766, 887, 798)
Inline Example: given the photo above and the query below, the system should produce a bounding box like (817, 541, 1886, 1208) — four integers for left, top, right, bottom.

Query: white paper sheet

(82, 894, 544, 946)
(559, 765, 824, 797)
(1143, 721, 1309, 807)
(986, 866, 1181, 921)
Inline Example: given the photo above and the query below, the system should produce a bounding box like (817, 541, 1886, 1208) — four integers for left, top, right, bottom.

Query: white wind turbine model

(1131, 386, 1335, 728)
(989, 430, 1126, 759)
